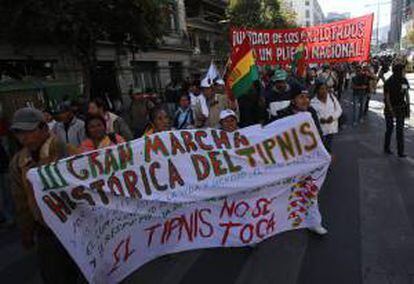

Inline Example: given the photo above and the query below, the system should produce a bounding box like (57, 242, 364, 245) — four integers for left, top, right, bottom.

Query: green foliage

(406, 28, 414, 46)
(227, 0, 297, 29)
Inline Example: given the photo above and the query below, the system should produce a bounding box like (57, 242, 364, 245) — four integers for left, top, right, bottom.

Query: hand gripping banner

(27, 113, 331, 283)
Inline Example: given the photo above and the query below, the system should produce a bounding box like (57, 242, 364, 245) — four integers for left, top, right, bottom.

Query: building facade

(283, 0, 325, 27)
(401, 0, 414, 48)
(0, 0, 227, 104)
(389, 0, 404, 49)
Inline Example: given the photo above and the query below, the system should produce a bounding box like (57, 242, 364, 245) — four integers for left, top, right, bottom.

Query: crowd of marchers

(0, 53, 411, 283)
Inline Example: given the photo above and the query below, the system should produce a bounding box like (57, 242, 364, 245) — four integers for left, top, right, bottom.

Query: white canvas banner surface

(27, 113, 331, 283)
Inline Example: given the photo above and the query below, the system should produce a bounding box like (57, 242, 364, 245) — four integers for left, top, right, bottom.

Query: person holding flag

(194, 61, 238, 128)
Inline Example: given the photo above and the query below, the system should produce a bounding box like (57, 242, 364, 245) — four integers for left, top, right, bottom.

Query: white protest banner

(27, 113, 331, 283)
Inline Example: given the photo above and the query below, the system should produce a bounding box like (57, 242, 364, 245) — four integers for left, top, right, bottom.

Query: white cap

(200, 78, 213, 88)
(219, 109, 238, 121)
(215, 78, 225, 86)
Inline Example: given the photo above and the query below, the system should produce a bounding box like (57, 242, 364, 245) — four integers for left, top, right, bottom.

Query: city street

(1, 75, 414, 284)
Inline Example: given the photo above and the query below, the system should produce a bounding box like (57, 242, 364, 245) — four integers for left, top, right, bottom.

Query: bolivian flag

(226, 38, 259, 100)
(292, 44, 306, 78)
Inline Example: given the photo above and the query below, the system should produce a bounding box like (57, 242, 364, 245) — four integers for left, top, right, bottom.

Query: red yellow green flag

(226, 38, 259, 100)
(292, 44, 306, 78)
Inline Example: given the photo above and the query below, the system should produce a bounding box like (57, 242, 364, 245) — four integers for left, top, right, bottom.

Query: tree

(227, 0, 297, 29)
(406, 28, 414, 47)
(0, 0, 167, 99)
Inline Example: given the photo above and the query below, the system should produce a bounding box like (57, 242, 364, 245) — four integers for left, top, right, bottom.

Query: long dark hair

(149, 106, 169, 124)
(314, 81, 327, 96)
(84, 114, 106, 138)
(90, 98, 108, 112)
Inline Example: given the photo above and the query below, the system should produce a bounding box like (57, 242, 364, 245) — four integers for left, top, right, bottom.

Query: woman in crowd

(219, 109, 239, 132)
(143, 106, 172, 136)
(173, 94, 194, 130)
(88, 98, 133, 141)
(272, 88, 328, 236)
(80, 115, 125, 152)
(311, 81, 343, 153)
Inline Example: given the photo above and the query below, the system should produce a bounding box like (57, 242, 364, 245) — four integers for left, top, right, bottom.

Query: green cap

(271, 70, 288, 82)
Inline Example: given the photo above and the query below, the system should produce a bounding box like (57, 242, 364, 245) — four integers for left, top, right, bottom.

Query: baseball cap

(214, 78, 225, 86)
(219, 109, 238, 121)
(10, 107, 45, 131)
(292, 89, 309, 99)
(271, 70, 288, 82)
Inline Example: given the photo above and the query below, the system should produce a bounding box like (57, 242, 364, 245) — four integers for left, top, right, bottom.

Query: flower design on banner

(287, 176, 319, 228)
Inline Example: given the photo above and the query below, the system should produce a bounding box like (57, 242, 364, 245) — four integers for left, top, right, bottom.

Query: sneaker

(398, 154, 407, 158)
(384, 149, 393, 155)
(309, 225, 328, 235)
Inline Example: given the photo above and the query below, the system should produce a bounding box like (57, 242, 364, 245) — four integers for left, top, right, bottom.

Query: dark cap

(291, 87, 309, 99)
(52, 101, 72, 115)
(10, 107, 45, 131)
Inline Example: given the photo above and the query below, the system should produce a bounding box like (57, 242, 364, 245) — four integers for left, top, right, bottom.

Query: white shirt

(190, 92, 209, 118)
(311, 94, 343, 135)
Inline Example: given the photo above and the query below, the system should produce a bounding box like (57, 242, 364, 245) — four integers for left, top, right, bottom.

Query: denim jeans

(352, 94, 367, 124)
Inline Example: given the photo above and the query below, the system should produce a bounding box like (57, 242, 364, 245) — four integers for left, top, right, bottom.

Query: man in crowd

(351, 65, 369, 126)
(264, 69, 298, 116)
(264, 69, 301, 118)
(88, 98, 133, 141)
(9, 107, 81, 283)
(318, 64, 338, 94)
(384, 62, 410, 158)
(188, 80, 203, 110)
(364, 65, 378, 116)
(52, 101, 86, 147)
(194, 79, 235, 128)
(219, 109, 239, 132)
(128, 87, 155, 138)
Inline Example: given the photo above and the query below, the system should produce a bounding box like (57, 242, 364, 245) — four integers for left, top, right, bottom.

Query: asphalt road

(1, 76, 414, 284)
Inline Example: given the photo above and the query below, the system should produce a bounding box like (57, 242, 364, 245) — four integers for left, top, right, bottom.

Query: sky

(318, 0, 392, 28)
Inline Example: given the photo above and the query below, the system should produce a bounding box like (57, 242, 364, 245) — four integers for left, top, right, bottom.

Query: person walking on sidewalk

(383, 62, 410, 158)
(311, 82, 343, 153)
(351, 65, 369, 126)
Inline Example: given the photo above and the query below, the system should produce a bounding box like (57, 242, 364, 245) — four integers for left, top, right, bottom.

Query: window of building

(0, 60, 56, 81)
(306, 21, 311, 27)
(199, 37, 211, 54)
(305, 0, 310, 5)
(132, 61, 160, 92)
(169, 62, 183, 83)
(165, 1, 179, 32)
(306, 10, 310, 18)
